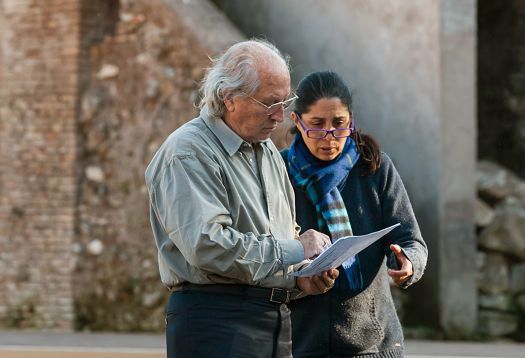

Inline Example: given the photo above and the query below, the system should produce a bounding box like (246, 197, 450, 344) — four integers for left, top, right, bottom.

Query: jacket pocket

(331, 290, 384, 355)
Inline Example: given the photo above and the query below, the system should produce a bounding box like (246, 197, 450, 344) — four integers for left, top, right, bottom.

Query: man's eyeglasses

(243, 93, 298, 116)
(295, 111, 355, 139)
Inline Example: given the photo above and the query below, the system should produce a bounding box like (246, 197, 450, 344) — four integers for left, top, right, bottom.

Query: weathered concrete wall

(439, 0, 477, 337)
(215, 0, 477, 336)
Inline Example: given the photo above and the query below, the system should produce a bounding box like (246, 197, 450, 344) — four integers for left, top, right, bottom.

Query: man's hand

(387, 244, 413, 286)
(297, 269, 339, 295)
(297, 229, 331, 259)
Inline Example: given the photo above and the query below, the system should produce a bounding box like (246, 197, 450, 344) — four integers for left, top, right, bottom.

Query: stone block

(476, 251, 487, 271)
(477, 161, 522, 204)
(479, 197, 525, 260)
(478, 293, 512, 311)
(476, 197, 495, 227)
(478, 253, 510, 294)
(510, 263, 525, 294)
(516, 294, 525, 313)
(479, 310, 519, 337)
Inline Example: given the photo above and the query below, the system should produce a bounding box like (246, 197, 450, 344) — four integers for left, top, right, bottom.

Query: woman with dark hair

(281, 71, 428, 357)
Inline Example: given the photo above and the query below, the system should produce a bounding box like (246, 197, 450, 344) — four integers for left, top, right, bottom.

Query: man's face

(224, 62, 291, 144)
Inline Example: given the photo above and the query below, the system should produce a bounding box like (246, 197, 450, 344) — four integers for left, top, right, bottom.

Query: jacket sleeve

(380, 153, 428, 288)
(148, 149, 304, 284)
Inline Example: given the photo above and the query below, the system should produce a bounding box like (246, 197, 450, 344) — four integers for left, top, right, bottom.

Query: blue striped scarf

(287, 134, 363, 292)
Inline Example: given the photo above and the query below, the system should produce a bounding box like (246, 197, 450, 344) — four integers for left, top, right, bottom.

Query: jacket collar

(200, 105, 271, 156)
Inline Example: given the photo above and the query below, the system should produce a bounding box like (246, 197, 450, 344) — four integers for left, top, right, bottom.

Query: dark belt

(173, 283, 291, 304)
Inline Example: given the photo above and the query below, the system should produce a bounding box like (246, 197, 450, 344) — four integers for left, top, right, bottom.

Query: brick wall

(0, 0, 242, 330)
(0, 0, 82, 330)
(73, 0, 210, 331)
(71, 0, 242, 331)
(0, 0, 6, 327)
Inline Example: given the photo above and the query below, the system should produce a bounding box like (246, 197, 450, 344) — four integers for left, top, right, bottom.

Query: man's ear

(223, 91, 235, 112)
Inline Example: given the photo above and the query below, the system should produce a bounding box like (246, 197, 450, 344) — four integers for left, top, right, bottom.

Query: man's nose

(269, 106, 285, 122)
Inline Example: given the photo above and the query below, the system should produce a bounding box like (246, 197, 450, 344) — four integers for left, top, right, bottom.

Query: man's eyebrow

(266, 93, 294, 103)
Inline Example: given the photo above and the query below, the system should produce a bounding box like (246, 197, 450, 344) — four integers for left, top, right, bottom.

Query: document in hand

(291, 223, 401, 277)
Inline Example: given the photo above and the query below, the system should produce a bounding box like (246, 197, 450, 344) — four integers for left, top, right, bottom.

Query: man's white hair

(199, 39, 290, 118)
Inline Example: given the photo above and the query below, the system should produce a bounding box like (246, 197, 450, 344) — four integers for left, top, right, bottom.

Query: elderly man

(145, 39, 338, 358)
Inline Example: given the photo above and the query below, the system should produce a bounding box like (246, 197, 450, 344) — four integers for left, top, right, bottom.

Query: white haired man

(145, 39, 339, 358)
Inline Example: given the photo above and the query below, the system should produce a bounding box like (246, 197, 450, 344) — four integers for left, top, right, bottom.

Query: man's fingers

(328, 268, 339, 280)
(299, 230, 333, 259)
(313, 275, 332, 293)
(310, 276, 324, 292)
(320, 272, 334, 287)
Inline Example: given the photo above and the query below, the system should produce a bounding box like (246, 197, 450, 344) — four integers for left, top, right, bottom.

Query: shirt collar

(200, 105, 272, 156)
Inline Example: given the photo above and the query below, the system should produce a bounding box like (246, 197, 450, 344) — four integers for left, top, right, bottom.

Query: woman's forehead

(305, 97, 349, 115)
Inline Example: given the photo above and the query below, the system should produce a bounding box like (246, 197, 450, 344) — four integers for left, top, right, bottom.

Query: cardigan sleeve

(379, 153, 428, 288)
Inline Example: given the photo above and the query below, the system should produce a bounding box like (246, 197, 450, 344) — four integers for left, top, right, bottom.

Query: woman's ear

(290, 111, 299, 125)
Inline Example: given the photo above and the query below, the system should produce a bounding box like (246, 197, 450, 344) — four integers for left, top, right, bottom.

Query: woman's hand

(297, 268, 339, 295)
(387, 244, 413, 286)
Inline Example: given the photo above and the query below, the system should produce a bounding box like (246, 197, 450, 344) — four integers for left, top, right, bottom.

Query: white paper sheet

(291, 223, 401, 277)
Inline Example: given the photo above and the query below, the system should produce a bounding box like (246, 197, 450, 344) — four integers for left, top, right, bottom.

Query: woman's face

(292, 97, 351, 161)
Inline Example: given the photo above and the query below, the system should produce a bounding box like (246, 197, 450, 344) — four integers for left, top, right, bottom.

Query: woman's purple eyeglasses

(295, 111, 355, 139)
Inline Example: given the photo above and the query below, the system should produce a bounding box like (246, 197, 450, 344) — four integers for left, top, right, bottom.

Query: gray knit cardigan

(281, 150, 428, 358)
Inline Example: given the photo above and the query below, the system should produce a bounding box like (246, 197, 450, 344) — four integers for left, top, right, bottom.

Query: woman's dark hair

(292, 71, 381, 175)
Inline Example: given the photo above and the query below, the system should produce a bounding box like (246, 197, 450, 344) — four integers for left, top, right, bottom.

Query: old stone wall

(0, 0, 82, 330)
(73, 0, 217, 331)
(475, 162, 525, 340)
(72, 0, 242, 332)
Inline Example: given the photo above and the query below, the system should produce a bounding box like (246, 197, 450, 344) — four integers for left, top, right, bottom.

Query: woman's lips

(320, 147, 336, 152)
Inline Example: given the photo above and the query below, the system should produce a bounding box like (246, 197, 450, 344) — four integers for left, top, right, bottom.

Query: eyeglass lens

(266, 98, 295, 115)
(307, 128, 352, 139)
(296, 111, 354, 139)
